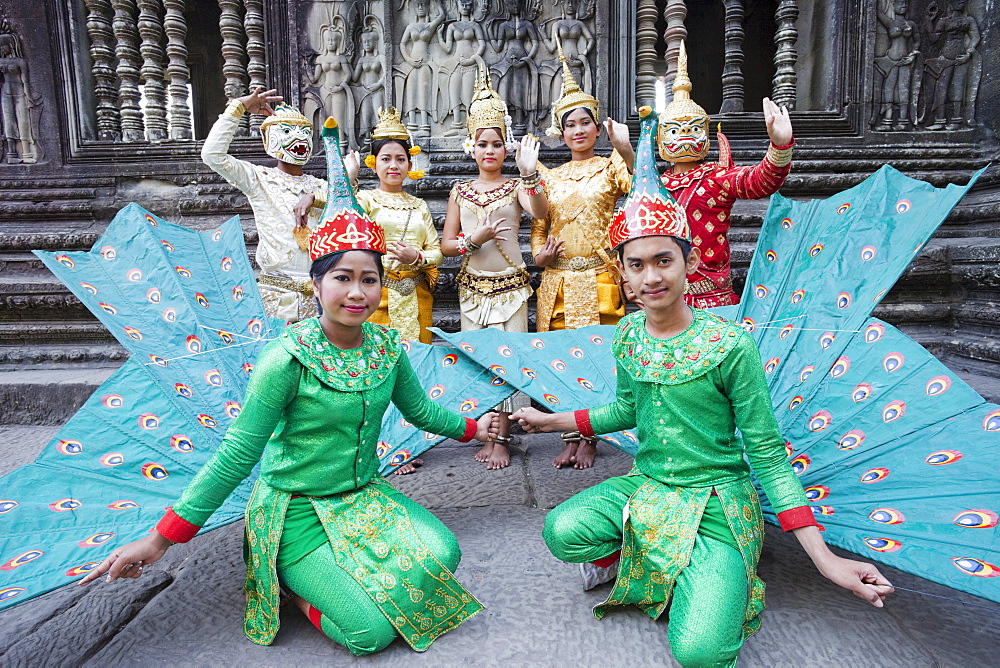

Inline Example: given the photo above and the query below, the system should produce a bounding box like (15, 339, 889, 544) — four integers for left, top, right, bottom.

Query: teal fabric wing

(1, 204, 516, 609)
(430, 326, 640, 455)
(376, 340, 514, 474)
(2, 204, 277, 610)
(736, 166, 1000, 604)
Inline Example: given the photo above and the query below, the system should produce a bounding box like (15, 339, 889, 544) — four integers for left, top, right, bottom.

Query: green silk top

(585, 309, 810, 516)
(577, 309, 814, 636)
(169, 319, 471, 528)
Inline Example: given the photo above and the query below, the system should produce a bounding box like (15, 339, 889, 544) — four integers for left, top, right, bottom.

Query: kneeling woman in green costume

(81, 118, 496, 656)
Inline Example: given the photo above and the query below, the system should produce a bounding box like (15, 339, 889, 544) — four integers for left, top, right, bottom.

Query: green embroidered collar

(613, 309, 744, 385)
(280, 318, 400, 391)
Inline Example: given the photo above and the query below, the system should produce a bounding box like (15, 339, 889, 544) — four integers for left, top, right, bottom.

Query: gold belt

(550, 253, 607, 272)
(258, 273, 314, 297)
(685, 276, 733, 296)
(456, 268, 530, 298)
(385, 275, 421, 296)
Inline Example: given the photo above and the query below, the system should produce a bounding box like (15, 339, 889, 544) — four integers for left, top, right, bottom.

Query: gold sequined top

(356, 189, 443, 271)
(531, 152, 631, 330)
(531, 152, 631, 260)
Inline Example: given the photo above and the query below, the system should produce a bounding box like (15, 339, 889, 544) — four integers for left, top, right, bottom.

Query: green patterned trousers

(544, 479, 748, 668)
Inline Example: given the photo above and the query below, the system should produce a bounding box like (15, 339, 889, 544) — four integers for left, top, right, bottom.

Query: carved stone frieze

(0, 18, 42, 163)
(872, 0, 983, 131)
(300, 0, 597, 149)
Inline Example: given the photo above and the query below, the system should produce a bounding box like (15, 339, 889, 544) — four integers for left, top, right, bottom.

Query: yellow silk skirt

(370, 278, 435, 344)
(547, 270, 625, 331)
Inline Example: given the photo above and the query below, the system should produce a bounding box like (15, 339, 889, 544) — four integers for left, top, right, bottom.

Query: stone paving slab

(0, 368, 118, 425)
(2, 427, 999, 666)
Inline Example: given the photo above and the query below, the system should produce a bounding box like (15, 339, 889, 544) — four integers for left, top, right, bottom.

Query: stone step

(0, 366, 120, 426)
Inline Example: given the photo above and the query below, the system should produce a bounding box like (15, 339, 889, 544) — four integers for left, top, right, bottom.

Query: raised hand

(293, 193, 316, 229)
(763, 97, 793, 147)
(344, 150, 361, 184)
(535, 235, 566, 268)
(238, 87, 282, 116)
(79, 532, 172, 586)
(470, 212, 512, 247)
(515, 133, 541, 176)
(605, 118, 631, 153)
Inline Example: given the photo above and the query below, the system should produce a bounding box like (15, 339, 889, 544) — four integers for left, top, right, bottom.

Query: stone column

(84, 0, 121, 141)
(163, 0, 193, 139)
(662, 0, 688, 95)
(720, 0, 745, 113)
(772, 0, 798, 109)
(137, 0, 168, 141)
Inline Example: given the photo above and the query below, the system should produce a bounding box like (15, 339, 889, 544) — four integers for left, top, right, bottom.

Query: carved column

(772, 0, 798, 109)
(163, 0, 192, 139)
(634, 0, 659, 106)
(111, 0, 145, 141)
(662, 0, 688, 95)
(137, 0, 167, 141)
(218, 0, 249, 135)
(83, 0, 121, 141)
(243, 0, 267, 133)
(720, 0, 745, 113)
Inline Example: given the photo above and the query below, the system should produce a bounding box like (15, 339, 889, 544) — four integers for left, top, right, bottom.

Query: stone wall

(0, 0, 996, 395)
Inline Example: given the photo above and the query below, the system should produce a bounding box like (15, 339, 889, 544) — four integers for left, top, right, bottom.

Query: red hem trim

(778, 506, 818, 531)
(574, 409, 595, 438)
(457, 417, 478, 443)
(155, 507, 201, 543)
(593, 550, 621, 568)
(307, 605, 324, 631)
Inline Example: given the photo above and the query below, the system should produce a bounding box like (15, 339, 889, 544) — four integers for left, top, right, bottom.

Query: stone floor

(1, 430, 998, 667)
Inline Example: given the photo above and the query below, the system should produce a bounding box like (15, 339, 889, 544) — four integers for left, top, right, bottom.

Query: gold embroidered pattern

(453, 179, 519, 215)
(613, 309, 744, 385)
(312, 483, 484, 650)
(281, 319, 400, 391)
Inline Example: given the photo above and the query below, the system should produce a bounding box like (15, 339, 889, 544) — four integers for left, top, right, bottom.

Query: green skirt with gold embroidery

(242, 478, 484, 649)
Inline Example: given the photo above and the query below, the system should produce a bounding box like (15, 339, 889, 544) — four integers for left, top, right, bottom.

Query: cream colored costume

(452, 179, 531, 412)
(356, 189, 442, 343)
(201, 100, 326, 321)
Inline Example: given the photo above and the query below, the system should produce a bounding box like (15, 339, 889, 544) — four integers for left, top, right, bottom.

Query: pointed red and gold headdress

(608, 107, 689, 250)
(309, 118, 386, 261)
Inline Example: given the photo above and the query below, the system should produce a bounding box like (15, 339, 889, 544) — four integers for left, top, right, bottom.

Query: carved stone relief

(301, 0, 596, 149)
(0, 18, 42, 164)
(872, 0, 983, 131)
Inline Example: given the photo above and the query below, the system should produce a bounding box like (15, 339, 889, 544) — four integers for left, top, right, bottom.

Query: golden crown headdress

(364, 107, 424, 176)
(546, 36, 599, 137)
(659, 41, 708, 123)
(465, 67, 513, 152)
(371, 107, 411, 141)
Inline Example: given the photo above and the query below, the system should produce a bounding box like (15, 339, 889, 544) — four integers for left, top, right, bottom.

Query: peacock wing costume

(434, 163, 997, 603)
(0, 202, 511, 610)
(741, 164, 999, 603)
(429, 325, 636, 454)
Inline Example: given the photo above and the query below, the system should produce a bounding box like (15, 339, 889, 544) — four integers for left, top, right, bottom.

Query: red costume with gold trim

(662, 143, 793, 308)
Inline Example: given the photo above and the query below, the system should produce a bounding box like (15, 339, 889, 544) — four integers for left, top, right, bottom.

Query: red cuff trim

(770, 139, 796, 150)
(155, 507, 201, 543)
(777, 506, 818, 532)
(458, 417, 478, 443)
(593, 550, 621, 569)
(307, 604, 323, 631)
(574, 409, 595, 438)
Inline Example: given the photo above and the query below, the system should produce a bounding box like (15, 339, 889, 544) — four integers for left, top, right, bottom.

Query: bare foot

(552, 441, 579, 468)
(475, 442, 494, 462)
(393, 458, 424, 475)
(573, 440, 597, 469)
(486, 443, 510, 470)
